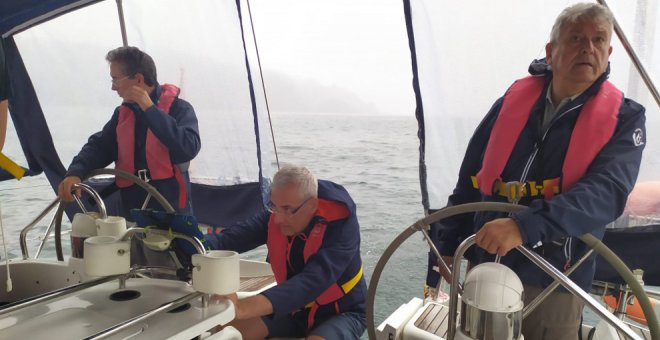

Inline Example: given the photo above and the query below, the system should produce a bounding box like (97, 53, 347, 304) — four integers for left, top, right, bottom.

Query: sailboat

(1, 0, 660, 339)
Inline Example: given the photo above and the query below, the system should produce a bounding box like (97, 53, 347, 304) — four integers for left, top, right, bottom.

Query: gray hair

(271, 164, 318, 199)
(549, 3, 614, 44)
(106, 46, 158, 86)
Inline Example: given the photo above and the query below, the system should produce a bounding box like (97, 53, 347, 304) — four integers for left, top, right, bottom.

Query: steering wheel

(366, 202, 659, 340)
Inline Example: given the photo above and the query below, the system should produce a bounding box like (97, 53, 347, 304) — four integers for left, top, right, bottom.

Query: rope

(245, 0, 280, 169)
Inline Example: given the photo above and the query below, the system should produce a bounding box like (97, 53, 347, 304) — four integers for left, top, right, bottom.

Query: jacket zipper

(515, 103, 584, 262)
(518, 103, 584, 184)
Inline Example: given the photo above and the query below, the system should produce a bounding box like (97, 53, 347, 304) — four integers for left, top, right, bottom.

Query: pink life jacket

(115, 84, 179, 188)
(115, 84, 186, 207)
(476, 76, 622, 198)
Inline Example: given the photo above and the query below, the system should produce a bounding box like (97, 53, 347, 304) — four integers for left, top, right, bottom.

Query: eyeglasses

(111, 75, 133, 85)
(267, 197, 312, 217)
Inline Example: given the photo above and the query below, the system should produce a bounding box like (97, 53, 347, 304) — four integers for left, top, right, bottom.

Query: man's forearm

(235, 294, 273, 320)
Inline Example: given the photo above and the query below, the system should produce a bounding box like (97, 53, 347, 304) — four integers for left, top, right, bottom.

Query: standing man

(209, 165, 367, 340)
(58, 46, 200, 217)
(427, 3, 646, 339)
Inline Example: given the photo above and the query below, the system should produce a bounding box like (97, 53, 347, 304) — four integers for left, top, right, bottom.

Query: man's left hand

(475, 218, 523, 256)
(122, 85, 154, 111)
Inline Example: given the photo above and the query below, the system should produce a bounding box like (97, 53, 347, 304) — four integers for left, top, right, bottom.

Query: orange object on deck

(603, 293, 658, 325)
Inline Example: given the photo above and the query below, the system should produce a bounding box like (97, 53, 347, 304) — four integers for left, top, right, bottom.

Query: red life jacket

(266, 198, 362, 329)
(115, 84, 186, 208)
(475, 76, 622, 198)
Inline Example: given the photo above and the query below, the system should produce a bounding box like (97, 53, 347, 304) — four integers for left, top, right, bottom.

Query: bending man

(209, 165, 367, 340)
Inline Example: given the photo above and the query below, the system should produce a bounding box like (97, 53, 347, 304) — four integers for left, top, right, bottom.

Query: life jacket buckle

(504, 181, 525, 203)
(137, 169, 151, 183)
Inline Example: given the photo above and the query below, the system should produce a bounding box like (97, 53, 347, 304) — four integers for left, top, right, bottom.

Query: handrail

(20, 183, 108, 260)
(34, 213, 58, 259)
(446, 237, 641, 340)
(0, 274, 123, 315)
(84, 291, 205, 340)
(73, 182, 109, 219)
(19, 198, 60, 259)
(0, 265, 186, 315)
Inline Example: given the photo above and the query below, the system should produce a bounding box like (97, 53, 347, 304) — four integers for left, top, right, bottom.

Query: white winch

(455, 262, 524, 340)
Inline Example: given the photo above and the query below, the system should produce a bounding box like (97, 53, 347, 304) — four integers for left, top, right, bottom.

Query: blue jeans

(263, 312, 366, 339)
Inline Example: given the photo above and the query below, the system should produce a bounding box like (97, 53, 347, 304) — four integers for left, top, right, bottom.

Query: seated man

(208, 165, 367, 340)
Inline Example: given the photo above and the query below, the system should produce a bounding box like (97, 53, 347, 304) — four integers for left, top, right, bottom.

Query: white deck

(0, 258, 276, 339)
(0, 278, 234, 339)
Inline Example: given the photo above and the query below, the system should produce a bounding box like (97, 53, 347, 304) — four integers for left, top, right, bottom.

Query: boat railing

(86, 291, 206, 340)
(0, 274, 123, 315)
(19, 182, 107, 260)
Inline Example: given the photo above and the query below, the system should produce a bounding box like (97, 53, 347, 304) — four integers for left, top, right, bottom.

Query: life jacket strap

(471, 176, 560, 200)
(304, 264, 363, 309)
(340, 264, 363, 294)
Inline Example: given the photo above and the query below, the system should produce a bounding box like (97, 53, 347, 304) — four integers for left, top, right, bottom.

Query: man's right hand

(58, 176, 82, 202)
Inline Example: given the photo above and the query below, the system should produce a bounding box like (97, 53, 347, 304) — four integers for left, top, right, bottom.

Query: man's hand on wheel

(58, 176, 82, 202)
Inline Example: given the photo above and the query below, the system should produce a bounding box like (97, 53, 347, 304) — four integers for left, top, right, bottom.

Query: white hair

(271, 164, 318, 199)
(549, 3, 614, 44)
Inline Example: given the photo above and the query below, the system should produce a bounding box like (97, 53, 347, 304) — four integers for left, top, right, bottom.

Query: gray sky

(249, 0, 415, 116)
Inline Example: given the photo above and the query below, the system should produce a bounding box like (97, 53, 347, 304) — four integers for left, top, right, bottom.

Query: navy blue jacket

(65, 84, 201, 216)
(428, 60, 646, 291)
(0, 40, 9, 101)
(209, 180, 367, 323)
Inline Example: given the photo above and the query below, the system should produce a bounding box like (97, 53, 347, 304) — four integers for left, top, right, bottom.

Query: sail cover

(0, 0, 276, 225)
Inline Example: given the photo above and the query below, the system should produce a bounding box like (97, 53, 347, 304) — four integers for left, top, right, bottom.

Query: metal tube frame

(447, 236, 642, 340)
(115, 0, 128, 47)
(0, 274, 123, 315)
(0, 263, 197, 315)
(522, 248, 594, 318)
(73, 182, 108, 219)
(34, 213, 58, 258)
(19, 183, 108, 259)
(20, 198, 60, 259)
(597, 0, 660, 108)
(84, 291, 204, 339)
